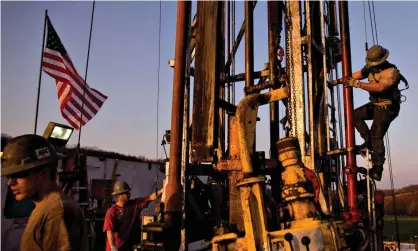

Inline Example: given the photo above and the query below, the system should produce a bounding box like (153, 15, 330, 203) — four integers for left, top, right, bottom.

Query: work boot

(370, 165, 384, 181)
(359, 142, 373, 156)
(358, 165, 383, 181)
(358, 166, 368, 175)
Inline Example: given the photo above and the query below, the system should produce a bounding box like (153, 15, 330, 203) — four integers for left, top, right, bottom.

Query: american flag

(42, 16, 107, 130)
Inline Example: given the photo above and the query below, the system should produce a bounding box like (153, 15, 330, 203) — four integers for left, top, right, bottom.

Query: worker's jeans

(353, 102, 400, 166)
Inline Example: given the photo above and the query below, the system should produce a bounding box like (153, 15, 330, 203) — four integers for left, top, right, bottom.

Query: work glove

(331, 77, 346, 85)
(149, 188, 163, 201)
(111, 246, 118, 251)
(345, 77, 361, 88)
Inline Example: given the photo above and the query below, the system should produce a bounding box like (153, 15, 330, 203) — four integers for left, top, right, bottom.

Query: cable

(362, 0, 369, 50)
(385, 132, 400, 250)
(149, 0, 162, 197)
(371, 0, 379, 44)
(367, 0, 376, 45)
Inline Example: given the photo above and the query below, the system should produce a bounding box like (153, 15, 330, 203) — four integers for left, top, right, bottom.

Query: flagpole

(77, 0, 96, 150)
(34, 9, 48, 134)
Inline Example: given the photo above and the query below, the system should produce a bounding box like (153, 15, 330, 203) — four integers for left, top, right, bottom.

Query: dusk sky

(2, 1, 417, 189)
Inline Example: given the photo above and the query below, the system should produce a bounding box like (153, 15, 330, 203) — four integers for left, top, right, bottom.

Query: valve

(284, 233, 295, 251)
(301, 236, 311, 251)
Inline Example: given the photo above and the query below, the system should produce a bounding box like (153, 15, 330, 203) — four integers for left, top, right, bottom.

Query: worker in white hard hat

(103, 180, 163, 251)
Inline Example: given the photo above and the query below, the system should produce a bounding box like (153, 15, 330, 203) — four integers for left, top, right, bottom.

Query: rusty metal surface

(181, 5, 193, 250)
(304, 1, 316, 164)
(237, 177, 270, 250)
(276, 137, 317, 222)
(235, 88, 258, 179)
(227, 117, 244, 233)
(191, 1, 224, 162)
(165, 1, 190, 213)
(215, 159, 242, 171)
(339, 0, 360, 224)
(286, 1, 307, 163)
(218, 1, 226, 162)
(236, 87, 289, 175)
(223, 69, 269, 83)
(244, 81, 274, 94)
(228, 171, 244, 233)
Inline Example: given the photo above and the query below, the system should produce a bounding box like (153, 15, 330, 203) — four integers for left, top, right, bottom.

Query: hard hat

(112, 181, 132, 196)
(1, 134, 65, 177)
(366, 45, 389, 67)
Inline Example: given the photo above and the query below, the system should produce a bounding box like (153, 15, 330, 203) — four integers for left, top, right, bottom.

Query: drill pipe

(267, 1, 283, 159)
(164, 1, 191, 250)
(338, 1, 360, 224)
(245, 1, 255, 89)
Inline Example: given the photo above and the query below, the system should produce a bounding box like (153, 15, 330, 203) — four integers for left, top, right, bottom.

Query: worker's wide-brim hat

(366, 45, 390, 67)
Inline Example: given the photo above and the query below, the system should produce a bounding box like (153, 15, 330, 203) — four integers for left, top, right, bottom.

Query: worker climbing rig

(140, 1, 386, 250)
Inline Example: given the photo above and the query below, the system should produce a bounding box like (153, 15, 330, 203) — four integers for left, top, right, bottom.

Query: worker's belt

(372, 99, 393, 107)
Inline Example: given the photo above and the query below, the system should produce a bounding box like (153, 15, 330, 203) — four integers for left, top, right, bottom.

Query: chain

(285, 3, 298, 138)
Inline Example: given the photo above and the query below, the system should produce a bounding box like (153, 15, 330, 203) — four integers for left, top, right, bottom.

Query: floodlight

(43, 122, 74, 148)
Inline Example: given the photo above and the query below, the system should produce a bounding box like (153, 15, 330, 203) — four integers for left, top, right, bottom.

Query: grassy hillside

(384, 216, 418, 243)
(379, 185, 418, 216)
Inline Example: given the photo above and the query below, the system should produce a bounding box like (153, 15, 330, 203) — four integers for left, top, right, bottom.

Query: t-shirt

(361, 66, 400, 89)
(103, 197, 150, 251)
(19, 191, 89, 251)
(360, 64, 401, 105)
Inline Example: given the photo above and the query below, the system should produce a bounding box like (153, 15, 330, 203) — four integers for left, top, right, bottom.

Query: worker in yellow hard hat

(103, 180, 163, 251)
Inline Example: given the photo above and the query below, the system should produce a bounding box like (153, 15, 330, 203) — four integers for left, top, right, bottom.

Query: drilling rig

(140, 1, 385, 250)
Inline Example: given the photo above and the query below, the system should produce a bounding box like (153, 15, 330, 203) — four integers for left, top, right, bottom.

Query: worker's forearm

(352, 70, 365, 80)
(107, 231, 115, 247)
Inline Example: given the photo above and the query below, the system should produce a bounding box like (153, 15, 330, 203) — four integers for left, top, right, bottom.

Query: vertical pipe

(232, 1, 236, 105)
(34, 9, 48, 134)
(267, 1, 282, 158)
(181, 1, 192, 249)
(329, 1, 339, 37)
(338, 1, 360, 224)
(166, 0, 189, 213)
(415, 236, 418, 251)
(320, 0, 330, 152)
(227, 0, 231, 150)
(245, 0, 255, 153)
(219, 1, 226, 161)
(245, 1, 254, 89)
(77, 0, 96, 145)
(165, 2, 190, 250)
